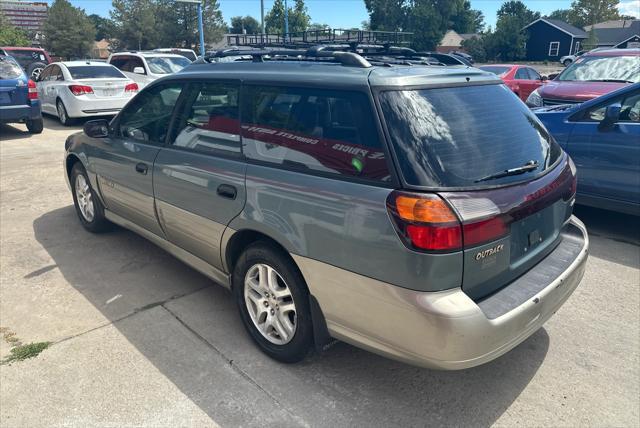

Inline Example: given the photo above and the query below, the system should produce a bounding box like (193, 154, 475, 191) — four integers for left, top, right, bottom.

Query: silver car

(107, 52, 192, 89)
(37, 61, 138, 126)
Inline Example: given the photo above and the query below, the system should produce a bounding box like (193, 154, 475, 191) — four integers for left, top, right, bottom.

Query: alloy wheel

(57, 102, 67, 124)
(244, 263, 297, 345)
(75, 174, 95, 222)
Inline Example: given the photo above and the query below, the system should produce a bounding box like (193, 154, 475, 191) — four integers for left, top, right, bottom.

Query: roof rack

(226, 29, 414, 49)
(200, 46, 373, 68)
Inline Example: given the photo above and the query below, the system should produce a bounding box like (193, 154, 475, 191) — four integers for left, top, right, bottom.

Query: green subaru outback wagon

(63, 48, 588, 369)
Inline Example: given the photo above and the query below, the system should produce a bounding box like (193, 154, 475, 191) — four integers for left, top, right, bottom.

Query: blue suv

(0, 54, 43, 133)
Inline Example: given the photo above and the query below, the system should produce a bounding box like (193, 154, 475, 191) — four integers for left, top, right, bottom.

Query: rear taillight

(27, 79, 38, 100)
(68, 84, 93, 96)
(124, 82, 139, 92)
(387, 192, 462, 252)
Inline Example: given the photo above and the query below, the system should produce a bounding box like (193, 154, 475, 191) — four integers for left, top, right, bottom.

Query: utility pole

(261, 0, 265, 34)
(284, 0, 289, 36)
(175, 0, 205, 57)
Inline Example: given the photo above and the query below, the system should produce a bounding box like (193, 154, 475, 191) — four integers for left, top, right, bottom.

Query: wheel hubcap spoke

(75, 175, 95, 222)
(244, 263, 297, 345)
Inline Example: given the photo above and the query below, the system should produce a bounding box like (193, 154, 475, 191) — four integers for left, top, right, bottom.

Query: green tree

(365, 0, 474, 51)
(156, 0, 225, 48)
(0, 11, 30, 46)
(568, 0, 622, 28)
(43, 0, 96, 59)
(583, 27, 600, 49)
(265, 0, 310, 34)
(308, 22, 329, 31)
(460, 35, 486, 62)
(546, 9, 572, 22)
(229, 15, 261, 34)
(111, 0, 160, 50)
(482, 1, 540, 61)
(450, 0, 484, 33)
(88, 14, 116, 41)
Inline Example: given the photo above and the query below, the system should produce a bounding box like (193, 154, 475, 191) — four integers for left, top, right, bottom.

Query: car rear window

(557, 55, 640, 83)
(4, 50, 48, 68)
(0, 57, 23, 79)
(379, 84, 562, 188)
(67, 65, 126, 79)
(479, 66, 510, 75)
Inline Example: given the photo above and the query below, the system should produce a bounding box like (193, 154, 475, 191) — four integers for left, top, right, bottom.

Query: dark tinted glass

(0, 57, 24, 79)
(4, 50, 48, 68)
(515, 68, 528, 79)
(119, 83, 183, 145)
(242, 86, 390, 181)
(526, 68, 541, 80)
(479, 66, 510, 75)
(67, 65, 125, 79)
(171, 82, 241, 155)
(379, 84, 562, 187)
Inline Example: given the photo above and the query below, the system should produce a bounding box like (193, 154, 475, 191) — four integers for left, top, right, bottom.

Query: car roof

(583, 48, 640, 57)
(56, 61, 116, 67)
(177, 61, 498, 89)
(111, 51, 186, 58)
(1, 46, 45, 51)
(479, 64, 519, 68)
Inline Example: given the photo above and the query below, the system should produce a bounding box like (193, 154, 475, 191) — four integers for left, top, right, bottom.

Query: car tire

(27, 62, 46, 80)
(70, 163, 111, 233)
(563, 59, 572, 67)
(233, 242, 314, 363)
(57, 99, 74, 126)
(26, 118, 43, 134)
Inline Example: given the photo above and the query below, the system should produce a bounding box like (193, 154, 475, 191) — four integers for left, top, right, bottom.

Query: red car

(0, 47, 52, 80)
(526, 48, 640, 107)
(478, 64, 546, 101)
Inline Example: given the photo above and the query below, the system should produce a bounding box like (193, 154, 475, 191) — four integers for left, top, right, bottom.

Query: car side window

(527, 68, 541, 81)
(109, 56, 127, 71)
(241, 85, 391, 181)
(515, 68, 528, 79)
(586, 91, 640, 123)
(130, 57, 146, 74)
(119, 83, 184, 145)
(39, 65, 51, 82)
(49, 65, 63, 81)
(170, 82, 241, 155)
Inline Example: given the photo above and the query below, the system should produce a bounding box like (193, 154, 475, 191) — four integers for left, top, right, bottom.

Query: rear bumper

(63, 96, 131, 118)
(295, 216, 588, 370)
(0, 102, 41, 123)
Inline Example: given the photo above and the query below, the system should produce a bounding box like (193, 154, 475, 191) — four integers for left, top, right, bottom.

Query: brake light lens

(69, 85, 93, 96)
(124, 82, 138, 92)
(27, 79, 38, 100)
(387, 192, 462, 252)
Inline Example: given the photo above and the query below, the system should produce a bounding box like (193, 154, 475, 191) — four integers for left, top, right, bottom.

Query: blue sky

(52, 0, 638, 29)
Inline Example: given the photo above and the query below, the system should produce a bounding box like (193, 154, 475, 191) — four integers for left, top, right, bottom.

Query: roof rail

(226, 29, 414, 49)
(200, 46, 373, 68)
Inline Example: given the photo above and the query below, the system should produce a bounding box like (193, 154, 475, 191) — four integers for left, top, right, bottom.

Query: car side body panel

(227, 163, 463, 292)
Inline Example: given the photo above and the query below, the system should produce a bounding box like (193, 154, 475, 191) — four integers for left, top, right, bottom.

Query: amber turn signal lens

(395, 195, 458, 223)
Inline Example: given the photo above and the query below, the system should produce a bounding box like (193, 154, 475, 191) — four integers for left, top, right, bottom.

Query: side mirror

(83, 119, 109, 138)
(598, 104, 621, 131)
(133, 66, 145, 75)
(541, 75, 548, 82)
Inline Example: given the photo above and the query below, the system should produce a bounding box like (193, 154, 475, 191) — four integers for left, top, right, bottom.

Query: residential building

(437, 30, 478, 53)
(584, 20, 640, 48)
(523, 18, 587, 61)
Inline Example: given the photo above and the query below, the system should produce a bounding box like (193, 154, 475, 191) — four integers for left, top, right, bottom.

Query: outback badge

(475, 244, 505, 260)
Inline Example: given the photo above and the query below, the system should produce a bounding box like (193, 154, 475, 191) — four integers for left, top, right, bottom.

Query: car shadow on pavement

(0, 117, 83, 141)
(33, 205, 550, 427)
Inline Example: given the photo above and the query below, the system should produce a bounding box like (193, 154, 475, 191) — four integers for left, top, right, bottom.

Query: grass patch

(2, 342, 51, 365)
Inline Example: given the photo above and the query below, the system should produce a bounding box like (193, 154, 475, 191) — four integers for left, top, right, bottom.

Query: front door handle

(135, 162, 148, 175)
(217, 184, 237, 200)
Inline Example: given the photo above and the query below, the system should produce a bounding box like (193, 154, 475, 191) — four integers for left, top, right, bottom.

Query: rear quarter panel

(228, 164, 463, 292)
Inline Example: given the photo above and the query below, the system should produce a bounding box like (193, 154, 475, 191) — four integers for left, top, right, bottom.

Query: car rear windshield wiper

(475, 160, 539, 183)
(586, 79, 634, 83)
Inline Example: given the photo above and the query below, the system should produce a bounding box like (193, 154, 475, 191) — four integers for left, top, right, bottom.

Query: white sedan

(36, 61, 139, 126)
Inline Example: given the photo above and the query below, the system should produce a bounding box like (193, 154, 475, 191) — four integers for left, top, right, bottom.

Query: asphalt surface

(1, 117, 639, 427)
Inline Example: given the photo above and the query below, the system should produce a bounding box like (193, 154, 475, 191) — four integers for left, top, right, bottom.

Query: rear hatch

(379, 83, 576, 300)
(66, 64, 134, 99)
(0, 57, 28, 106)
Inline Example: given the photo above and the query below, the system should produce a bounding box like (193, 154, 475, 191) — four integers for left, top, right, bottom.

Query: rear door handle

(135, 162, 148, 175)
(217, 184, 237, 200)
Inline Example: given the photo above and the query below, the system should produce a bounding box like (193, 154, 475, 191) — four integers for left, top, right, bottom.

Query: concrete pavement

(1, 118, 638, 427)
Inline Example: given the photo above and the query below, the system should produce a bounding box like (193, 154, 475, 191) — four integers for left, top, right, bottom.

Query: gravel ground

(0, 117, 638, 427)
